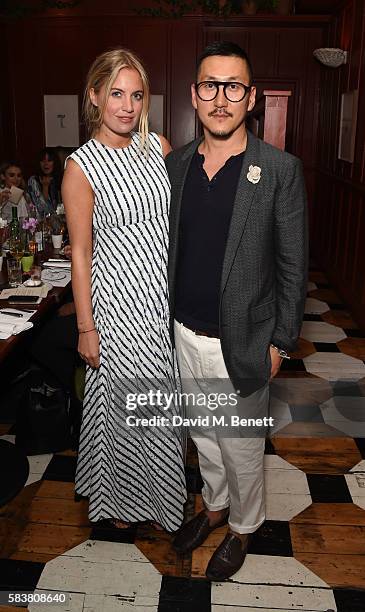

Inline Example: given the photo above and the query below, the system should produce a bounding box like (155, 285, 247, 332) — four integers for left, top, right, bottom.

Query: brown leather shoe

(205, 532, 250, 581)
(172, 510, 228, 555)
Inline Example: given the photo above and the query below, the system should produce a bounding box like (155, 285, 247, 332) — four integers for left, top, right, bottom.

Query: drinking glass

(51, 234, 63, 249)
(30, 264, 42, 286)
(7, 258, 22, 287)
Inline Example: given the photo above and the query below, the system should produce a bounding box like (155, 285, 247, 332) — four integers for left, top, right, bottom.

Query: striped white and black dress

(69, 133, 186, 531)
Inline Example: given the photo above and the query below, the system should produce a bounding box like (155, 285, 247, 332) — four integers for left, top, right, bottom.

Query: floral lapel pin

(247, 165, 261, 184)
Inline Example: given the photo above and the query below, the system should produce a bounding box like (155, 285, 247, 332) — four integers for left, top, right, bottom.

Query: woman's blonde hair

(83, 48, 150, 154)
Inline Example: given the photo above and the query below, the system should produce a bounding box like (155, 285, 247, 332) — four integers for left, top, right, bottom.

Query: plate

(23, 278, 43, 287)
(41, 269, 68, 281)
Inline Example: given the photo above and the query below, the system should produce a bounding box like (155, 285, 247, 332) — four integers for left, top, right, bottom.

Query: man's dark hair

(197, 41, 253, 84)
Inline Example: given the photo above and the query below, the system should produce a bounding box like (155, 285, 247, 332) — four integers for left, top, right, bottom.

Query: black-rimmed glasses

(195, 81, 251, 103)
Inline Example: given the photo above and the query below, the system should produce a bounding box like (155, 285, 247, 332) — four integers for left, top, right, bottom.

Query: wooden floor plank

(27, 497, 89, 527)
(292, 503, 365, 525)
(337, 337, 365, 360)
(12, 523, 91, 556)
(192, 546, 215, 577)
(9, 551, 56, 563)
(135, 520, 193, 577)
(295, 552, 365, 588)
(290, 523, 365, 555)
(271, 381, 333, 406)
(273, 435, 362, 473)
(290, 338, 316, 359)
(34, 481, 77, 500)
(0, 482, 42, 558)
(155, 562, 190, 577)
(0, 607, 28, 612)
(55, 449, 77, 457)
(135, 525, 189, 578)
(322, 310, 358, 329)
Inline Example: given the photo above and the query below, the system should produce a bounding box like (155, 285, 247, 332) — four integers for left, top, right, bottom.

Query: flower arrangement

(22, 217, 37, 233)
(22, 217, 38, 255)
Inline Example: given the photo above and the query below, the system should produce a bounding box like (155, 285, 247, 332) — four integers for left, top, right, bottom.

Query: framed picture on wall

(44, 95, 79, 147)
(149, 95, 164, 134)
(338, 90, 358, 163)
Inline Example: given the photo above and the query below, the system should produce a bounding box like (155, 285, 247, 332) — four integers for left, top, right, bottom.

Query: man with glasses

(166, 41, 307, 580)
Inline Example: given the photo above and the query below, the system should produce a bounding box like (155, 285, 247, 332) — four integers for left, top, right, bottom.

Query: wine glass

(9, 237, 24, 261)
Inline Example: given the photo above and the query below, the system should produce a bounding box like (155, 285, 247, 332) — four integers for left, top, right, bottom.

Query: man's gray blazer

(165, 130, 308, 396)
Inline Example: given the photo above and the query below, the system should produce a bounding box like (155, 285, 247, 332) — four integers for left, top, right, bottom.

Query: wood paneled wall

(2, 5, 364, 327)
(312, 0, 365, 329)
(0, 11, 326, 203)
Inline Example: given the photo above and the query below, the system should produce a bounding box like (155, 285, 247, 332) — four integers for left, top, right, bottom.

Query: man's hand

(269, 345, 283, 379)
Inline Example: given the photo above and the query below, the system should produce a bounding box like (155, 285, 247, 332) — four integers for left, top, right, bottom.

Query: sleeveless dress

(68, 133, 186, 531)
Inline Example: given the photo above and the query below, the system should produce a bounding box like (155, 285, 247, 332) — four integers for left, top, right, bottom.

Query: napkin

(0, 283, 52, 300)
(0, 309, 34, 339)
(43, 260, 72, 269)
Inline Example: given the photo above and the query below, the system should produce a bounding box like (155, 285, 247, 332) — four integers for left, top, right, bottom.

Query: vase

(21, 254, 34, 273)
(276, 0, 294, 15)
(242, 0, 258, 15)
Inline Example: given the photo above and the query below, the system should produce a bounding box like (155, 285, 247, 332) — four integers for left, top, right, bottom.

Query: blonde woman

(62, 48, 186, 532)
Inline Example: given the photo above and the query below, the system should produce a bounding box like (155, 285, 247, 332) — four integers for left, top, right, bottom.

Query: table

(0, 250, 73, 507)
(0, 249, 72, 364)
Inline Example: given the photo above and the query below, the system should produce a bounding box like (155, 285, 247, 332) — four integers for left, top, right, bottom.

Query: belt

(182, 322, 220, 339)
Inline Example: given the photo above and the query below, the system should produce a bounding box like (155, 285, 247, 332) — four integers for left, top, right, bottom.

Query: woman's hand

(64, 244, 72, 259)
(0, 189, 11, 205)
(78, 329, 100, 368)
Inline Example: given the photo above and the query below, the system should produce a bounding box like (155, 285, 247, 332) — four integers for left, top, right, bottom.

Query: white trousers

(174, 320, 268, 534)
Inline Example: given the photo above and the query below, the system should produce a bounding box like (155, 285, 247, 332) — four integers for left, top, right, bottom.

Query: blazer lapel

(220, 131, 261, 294)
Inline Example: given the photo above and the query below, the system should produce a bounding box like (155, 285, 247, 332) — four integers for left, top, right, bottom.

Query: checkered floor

(1, 268, 365, 612)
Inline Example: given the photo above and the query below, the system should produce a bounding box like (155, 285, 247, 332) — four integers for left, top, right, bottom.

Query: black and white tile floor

(1, 271, 365, 611)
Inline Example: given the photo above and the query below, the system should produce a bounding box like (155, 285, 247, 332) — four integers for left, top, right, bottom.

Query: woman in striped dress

(62, 49, 186, 532)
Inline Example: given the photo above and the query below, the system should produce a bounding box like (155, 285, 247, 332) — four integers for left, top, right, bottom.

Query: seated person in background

(31, 244, 78, 392)
(28, 148, 61, 217)
(0, 161, 30, 221)
(21, 245, 81, 453)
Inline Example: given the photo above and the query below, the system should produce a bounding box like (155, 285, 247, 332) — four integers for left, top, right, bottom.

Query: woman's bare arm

(62, 159, 100, 367)
(158, 134, 172, 158)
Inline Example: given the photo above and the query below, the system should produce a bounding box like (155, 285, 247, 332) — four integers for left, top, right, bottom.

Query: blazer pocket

(251, 299, 276, 323)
